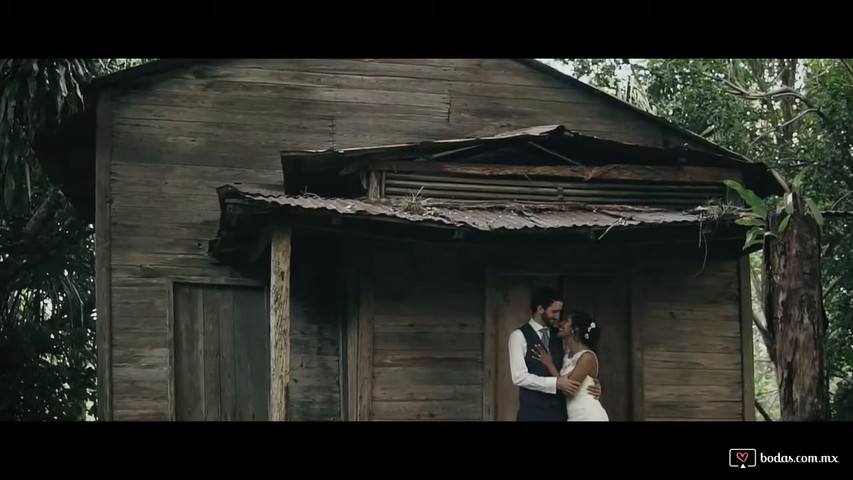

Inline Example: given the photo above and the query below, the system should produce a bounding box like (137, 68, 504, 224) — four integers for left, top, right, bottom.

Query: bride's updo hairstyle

(566, 310, 600, 353)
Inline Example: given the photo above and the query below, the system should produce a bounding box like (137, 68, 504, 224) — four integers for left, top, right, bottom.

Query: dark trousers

(516, 404, 567, 422)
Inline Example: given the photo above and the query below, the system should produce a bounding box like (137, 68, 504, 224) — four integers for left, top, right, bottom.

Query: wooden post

(355, 264, 374, 421)
(343, 243, 360, 421)
(367, 170, 381, 201)
(95, 88, 113, 421)
(738, 255, 756, 421)
(629, 264, 644, 421)
(482, 273, 496, 421)
(270, 225, 292, 421)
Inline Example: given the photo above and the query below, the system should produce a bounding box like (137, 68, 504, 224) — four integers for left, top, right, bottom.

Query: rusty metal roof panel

(222, 186, 706, 232)
(276, 122, 783, 198)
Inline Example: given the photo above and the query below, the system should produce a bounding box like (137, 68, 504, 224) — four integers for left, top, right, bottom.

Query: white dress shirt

(507, 318, 557, 394)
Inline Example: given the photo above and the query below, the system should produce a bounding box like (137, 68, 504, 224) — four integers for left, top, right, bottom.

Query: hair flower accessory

(584, 322, 596, 339)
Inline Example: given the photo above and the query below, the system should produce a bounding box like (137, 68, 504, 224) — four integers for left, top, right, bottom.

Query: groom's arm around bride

(508, 328, 575, 395)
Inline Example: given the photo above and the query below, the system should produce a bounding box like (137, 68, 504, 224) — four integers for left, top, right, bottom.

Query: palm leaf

(724, 179, 768, 218)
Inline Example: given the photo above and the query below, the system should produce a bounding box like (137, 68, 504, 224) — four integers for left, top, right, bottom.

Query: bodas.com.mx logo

(730, 448, 757, 468)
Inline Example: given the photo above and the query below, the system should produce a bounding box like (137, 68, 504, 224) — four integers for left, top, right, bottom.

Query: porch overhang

(207, 184, 750, 269)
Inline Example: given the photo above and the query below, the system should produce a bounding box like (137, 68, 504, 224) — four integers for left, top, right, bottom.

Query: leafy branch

(725, 167, 825, 252)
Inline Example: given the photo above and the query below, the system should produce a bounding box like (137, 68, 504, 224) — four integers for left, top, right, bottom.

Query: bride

(532, 310, 610, 422)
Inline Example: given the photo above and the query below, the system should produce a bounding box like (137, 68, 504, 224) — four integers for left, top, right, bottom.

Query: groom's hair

(530, 287, 562, 313)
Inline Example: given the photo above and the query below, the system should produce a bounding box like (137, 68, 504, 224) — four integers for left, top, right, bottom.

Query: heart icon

(737, 452, 748, 463)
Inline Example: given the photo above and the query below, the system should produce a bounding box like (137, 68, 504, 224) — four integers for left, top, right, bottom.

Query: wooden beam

(526, 141, 584, 166)
(629, 263, 644, 421)
(738, 255, 756, 421)
(482, 274, 497, 421)
(269, 225, 292, 421)
(166, 280, 175, 421)
(95, 88, 112, 422)
(356, 249, 374, 421)
(368, 170, 381, 200)
(344, 242, 359, 421)
(370, 160, 743, 184)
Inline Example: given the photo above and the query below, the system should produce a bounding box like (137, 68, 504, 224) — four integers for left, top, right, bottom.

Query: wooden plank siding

(288, 232, 343, 421)
(562, 274, 632, 422)
(632, 257, 746, 421)
(351, 240, 750, 422)
(104, 58, 713, 419)
(95, 88, 113, 421)
(367, 242, 484, 421)
(169, 281, 268, 421)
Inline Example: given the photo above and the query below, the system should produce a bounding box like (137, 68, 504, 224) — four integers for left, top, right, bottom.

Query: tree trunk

(763, 206, 830, 421)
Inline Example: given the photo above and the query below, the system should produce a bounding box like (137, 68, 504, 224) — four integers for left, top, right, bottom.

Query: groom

(508, 287, 601, 421)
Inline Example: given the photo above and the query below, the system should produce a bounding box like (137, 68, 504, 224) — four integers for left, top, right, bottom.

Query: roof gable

(81, 58, 746, 161)
(37, 58, 778, 224)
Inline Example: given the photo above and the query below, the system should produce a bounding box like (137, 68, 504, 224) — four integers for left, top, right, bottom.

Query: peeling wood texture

(269, 226, 291, 421)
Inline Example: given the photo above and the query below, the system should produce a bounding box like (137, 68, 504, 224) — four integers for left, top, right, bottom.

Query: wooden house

(34, 59, 783, 422)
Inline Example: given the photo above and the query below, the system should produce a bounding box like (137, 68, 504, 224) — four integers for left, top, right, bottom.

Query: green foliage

(723, 179, 768, 250)
(0, 60, 96, 218)
(0, 58, 149, 421)
(831, 376, 853, 420)
(723, 169, 824, 251)
(0, 193, 96, 420)
(557, 59, 655, 113)
(0, 173, 97, 419)
(0, 59, 153, 217)
(748, 251, 780, 420)
(753, 325, 780, 420)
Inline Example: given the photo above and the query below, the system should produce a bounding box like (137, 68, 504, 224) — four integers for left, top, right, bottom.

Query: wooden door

(170, 281, 269, 421)
(562, 274, 631, 421)
(486, 274, 561, 422)
(485, 271, 631, 422)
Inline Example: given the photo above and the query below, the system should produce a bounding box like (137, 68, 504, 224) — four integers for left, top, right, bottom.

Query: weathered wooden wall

(362, 241, 484, 421)
(562, 274, 632, 422)
(344, 236, 750, 422)
(103, 58, 719, 420)
(631, 256, 747, 421)
(288, 232, 343, 420)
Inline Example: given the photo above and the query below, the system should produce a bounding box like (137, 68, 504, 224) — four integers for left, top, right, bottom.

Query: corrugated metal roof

(277, 124, 785, 200)
(221, 185, 708, 232)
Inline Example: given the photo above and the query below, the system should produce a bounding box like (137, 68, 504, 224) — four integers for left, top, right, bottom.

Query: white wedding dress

(560, 349, 610, 421)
